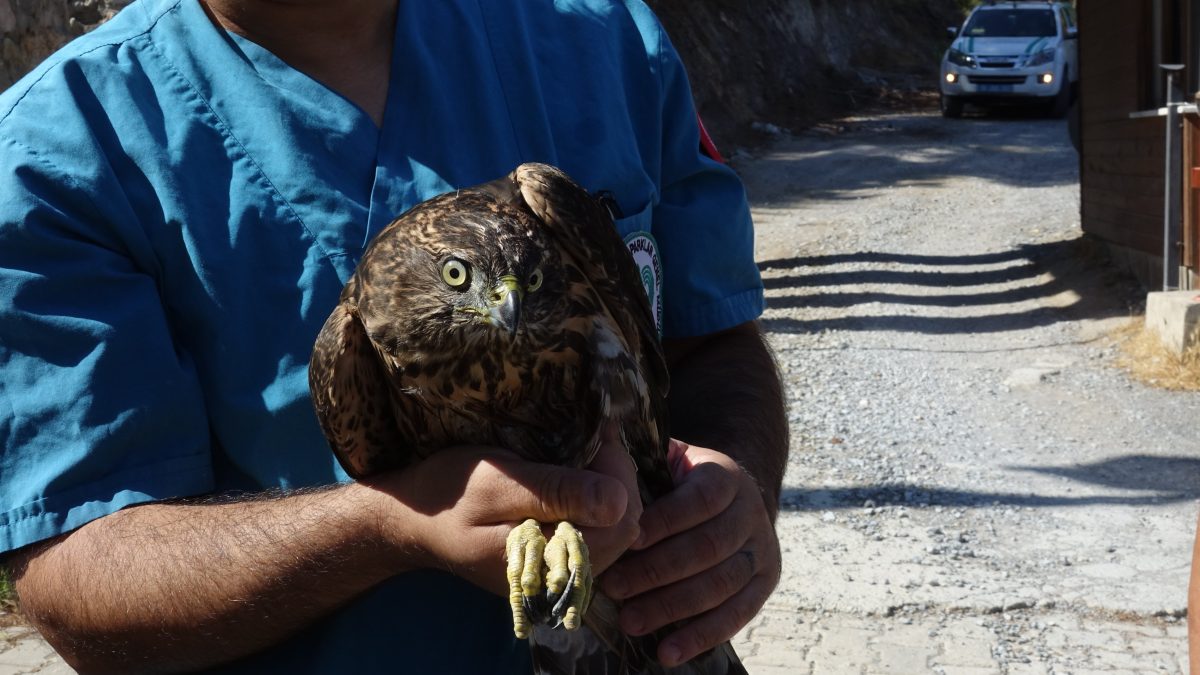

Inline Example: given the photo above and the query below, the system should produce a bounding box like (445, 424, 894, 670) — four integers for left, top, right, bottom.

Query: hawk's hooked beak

(487, 276, 524, 337)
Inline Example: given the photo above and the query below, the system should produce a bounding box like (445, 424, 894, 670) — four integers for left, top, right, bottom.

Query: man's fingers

(614, 547, 758, 636)
(580, 439, 644, 574)
(587, 437, 643, 525)
(666, 438, 694, 482)
(654, 573, 776, 668)
(481, 458, 627, 527)
(633, 462, 737, 550)
(602, 505, 747, 600)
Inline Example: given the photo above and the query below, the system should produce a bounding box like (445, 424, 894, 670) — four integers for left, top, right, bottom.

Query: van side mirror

(1065, 27, 1078, 39)
(946, 26, 959, 39)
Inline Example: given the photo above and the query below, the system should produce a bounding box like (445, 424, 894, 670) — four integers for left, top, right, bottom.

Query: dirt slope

(650, 0, 965, 146)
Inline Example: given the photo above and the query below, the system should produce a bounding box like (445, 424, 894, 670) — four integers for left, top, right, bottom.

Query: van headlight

(947, 49, 977, 67)
(1025, 48, 1057, 67)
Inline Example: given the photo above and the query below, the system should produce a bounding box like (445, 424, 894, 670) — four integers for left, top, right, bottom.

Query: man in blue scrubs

(0, 0, 788, 672)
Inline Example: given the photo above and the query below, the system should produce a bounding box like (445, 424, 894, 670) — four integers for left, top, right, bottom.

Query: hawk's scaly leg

(506, 519, 546, 639)
(504, 519, 593, 639)
(543, 521, 592, 630)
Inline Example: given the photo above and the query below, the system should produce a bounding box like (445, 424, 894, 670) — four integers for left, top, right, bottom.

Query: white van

(939, 1, 1079, 118)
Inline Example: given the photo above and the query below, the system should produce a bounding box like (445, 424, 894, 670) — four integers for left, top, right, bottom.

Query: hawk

(309, 163, 745, 674)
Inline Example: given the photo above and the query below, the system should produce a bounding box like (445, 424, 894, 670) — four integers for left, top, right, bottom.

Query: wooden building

(1078, 0, 1200, 289)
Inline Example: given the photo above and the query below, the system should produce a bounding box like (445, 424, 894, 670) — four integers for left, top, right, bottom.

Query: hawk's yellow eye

(442, 259, 469, 288)
(528, 268, 543, 292)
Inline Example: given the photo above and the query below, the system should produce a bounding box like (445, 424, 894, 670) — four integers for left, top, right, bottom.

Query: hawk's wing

(309, 293, 406, 478)
(476, 163, 672, 495)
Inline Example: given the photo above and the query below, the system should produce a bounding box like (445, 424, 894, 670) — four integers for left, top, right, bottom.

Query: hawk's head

(350, 191, 569, 356)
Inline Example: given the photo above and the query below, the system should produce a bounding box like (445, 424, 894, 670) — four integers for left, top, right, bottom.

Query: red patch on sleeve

(696, 113, 724, 164)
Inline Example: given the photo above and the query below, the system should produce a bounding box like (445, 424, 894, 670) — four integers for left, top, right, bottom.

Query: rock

(1, 0, 132, 90)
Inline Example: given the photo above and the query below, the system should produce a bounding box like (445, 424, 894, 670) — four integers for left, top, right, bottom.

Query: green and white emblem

(623, 231, 663, 338)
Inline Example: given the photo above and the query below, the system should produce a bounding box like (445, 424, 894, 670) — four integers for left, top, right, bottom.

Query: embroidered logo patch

(623, 231, 663, 338)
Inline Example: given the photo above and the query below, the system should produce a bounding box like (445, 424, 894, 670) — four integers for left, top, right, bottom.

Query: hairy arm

(8, 483, 395, 674)
(7, 447, 636, 675)
(603, 320, 789, 667)
(662, 320, 789, 517)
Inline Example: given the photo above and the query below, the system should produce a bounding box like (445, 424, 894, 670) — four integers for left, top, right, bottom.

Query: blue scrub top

(0, 0, 763, 671)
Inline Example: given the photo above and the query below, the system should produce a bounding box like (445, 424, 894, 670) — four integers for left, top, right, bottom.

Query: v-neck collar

(224, 30, 382, 132)
(138, 0, 606, 268)
(221, 25, 408, 248)
(145, 0, 402, 272)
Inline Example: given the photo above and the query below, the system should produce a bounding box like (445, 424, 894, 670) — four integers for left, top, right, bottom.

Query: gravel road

(2, 109, 1197, 675)
(730, 109, 1199, 673)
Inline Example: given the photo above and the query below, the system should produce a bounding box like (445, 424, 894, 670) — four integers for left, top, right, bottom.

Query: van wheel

(1067, 98, 1081, 152)
(941, 94, 964, 118)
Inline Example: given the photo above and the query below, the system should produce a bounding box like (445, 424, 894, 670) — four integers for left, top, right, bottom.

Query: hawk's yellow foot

(544, 521, 593, 630)
(505, 519, 593, 639)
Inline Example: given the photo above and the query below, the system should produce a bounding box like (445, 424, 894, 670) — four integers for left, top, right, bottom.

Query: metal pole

(1194, 0, 1200, 95)
(1163, 64, 1185, 291)
(1153, 0, 1165, 105)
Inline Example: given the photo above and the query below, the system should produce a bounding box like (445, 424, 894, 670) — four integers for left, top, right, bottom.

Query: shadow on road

(780, 454, 1200, 511)
(741, 114, 1075, 203)
(763, 308, 1073, 336)
(1012, 454, 1200, 494)
(759, 248, 1035, 270)
(759, 237, 1140, 335)
(764, 263, 1042, 290)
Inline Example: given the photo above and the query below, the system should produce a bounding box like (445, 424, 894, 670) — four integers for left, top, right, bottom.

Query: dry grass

(1113, 319, 1200, 391)
(0, 565, 22, 629)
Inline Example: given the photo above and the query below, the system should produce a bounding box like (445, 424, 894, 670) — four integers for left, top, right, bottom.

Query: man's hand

(599, 440, 781, 668)
(371, 440, 642, 597)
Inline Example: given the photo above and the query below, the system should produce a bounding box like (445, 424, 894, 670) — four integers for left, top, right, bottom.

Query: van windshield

(964, 9, 1057, 38)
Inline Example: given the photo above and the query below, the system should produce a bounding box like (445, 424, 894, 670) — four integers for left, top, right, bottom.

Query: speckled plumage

(309, 163, 744, 674)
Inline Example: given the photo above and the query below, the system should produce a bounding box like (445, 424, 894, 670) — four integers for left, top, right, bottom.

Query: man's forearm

(8, 482, 410, 674)
(664, 321, 789, 518)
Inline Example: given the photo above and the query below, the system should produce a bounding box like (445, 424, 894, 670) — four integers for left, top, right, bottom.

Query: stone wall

(0, 0, 128, 90)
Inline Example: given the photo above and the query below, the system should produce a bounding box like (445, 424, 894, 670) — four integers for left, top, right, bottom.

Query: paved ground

(0, 628, 72, 675)
(728, 108, 1196, 673)
(2, 109, 1196, 673)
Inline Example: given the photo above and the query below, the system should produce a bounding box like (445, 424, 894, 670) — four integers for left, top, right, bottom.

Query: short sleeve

(637, 12, 764, 339)
(0, 134, 214, 554)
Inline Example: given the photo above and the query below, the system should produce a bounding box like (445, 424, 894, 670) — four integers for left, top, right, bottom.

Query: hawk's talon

(550, 565, 578, 621)
(505, 519, 592, 638)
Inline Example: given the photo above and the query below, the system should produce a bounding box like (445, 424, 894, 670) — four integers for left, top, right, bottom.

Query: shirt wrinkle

(140, 29, 338, 268)
(474, 0, 529, 164)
